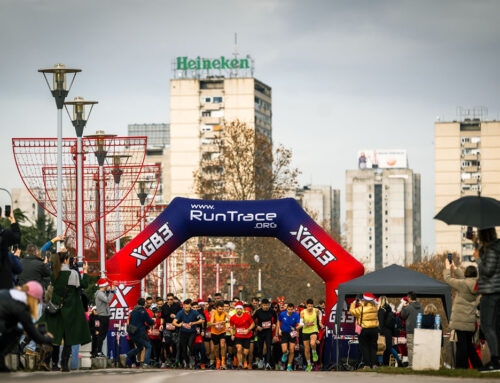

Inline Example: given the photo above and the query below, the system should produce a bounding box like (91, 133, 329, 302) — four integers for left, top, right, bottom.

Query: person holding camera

(0, 212, 21, 290)
(38, 248, 91, 372)
(349, 293, 379, 369)
(473, 228, 500, 372)
(0, 281, 54, 372)
(93, 278, 115, 357)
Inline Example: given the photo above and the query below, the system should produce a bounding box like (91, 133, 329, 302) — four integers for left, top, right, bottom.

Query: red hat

(197, 299, 205, 305)
(363, 293, 377, 302)
(244, 306, 252, 313)
(97, 278, 109, 288)
(235, 303, 244, 310)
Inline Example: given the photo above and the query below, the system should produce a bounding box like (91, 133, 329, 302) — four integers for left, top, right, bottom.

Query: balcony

(463, 142, 478, 149)
(462, 166, 479, 172)
(463, 178, 479, 185)
(201, 102, 224, 111)
(463, 153, 480, 161)
(201, 116, 222, 125)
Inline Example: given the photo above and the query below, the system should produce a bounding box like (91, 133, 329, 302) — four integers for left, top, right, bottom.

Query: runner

(248, 298, 261, 368)
(278, 303, 301, 371)
(172, 299, 204, 369)
(209, 301, 230, 369)
(160, 292, 181, 367)
(253, 298, 277, 370)
(230, 303, 255, 369)
(300, 298, 324, 371)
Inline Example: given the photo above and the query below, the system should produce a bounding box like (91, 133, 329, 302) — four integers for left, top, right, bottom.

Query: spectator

(18, 242, 54, 287)
(126, 297, 155, 368)
(88, 306, 99, 359)
(0, 213, 21, 289)
(473, 227, 500, 372)
(9, 247, 22, 287)
(401, 291, 423, 368)
(378, 296, 397, 366)
(443, 260, 482, 369)
(93, 278, 115, 357)
(350, 293, 379, 369)
(0, 281, 53, 372)
(38, 249, 91, 372)
(420, 304, 441, 329)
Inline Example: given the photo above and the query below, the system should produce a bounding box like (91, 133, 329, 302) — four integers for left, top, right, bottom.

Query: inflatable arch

(106, 197, 364, 326)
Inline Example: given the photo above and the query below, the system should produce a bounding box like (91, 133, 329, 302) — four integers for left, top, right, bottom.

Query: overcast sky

(1, 0, 500, 253)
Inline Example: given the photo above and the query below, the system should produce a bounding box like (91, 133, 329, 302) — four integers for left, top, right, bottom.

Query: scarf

(61, 264, 80, 287)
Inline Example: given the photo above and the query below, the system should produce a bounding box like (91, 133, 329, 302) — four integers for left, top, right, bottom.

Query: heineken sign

(176, 56, 250, 70)
(173, 55, 254, 79)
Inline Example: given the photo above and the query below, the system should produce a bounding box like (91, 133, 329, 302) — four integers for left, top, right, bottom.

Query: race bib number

(166, 323, 175, 330)
(290, 330, 298, 338)
(182, 323, 191, 330)
(95, 320, 100, 328)
(215, 323, 224, 330)
(236, 328, 247, 335)
(262, 321, 271, 329)
(196, 327, 201, 334)
(205, 332, 211, 338)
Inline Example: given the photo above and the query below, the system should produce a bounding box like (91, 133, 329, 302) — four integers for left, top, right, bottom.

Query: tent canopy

(335, 264, 453, 332)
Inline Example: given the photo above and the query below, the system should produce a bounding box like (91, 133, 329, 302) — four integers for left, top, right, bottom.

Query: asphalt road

(1, 369, 498, 383)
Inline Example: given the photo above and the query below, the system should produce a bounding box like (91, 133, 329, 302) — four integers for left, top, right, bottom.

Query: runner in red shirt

(230, 303, 255, 369)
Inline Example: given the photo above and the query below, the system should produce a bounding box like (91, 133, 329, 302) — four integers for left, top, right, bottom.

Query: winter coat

(38, 270, 91, 346)
(477, 239, 500, 295)
(95, 289, 113, 316)
(443, 268, 478, 332)
(378, 303, 394, 334)
(128, 305, 155, 337)
(0, 289, 53, 345)
(401, 301, 423, 334)
(0, 223, 21, 289)
(18, 254, 51, 286)
(350, 301, 379, 329)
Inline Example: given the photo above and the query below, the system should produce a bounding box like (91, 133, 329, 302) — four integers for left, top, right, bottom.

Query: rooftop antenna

(232, 32, 239, 78)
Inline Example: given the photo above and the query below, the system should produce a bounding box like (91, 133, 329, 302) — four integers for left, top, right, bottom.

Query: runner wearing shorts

(301, 298, 323, 371)
(209, 301, 229, 369)
(230, 303, 255, 369)
(278, 303, 301, 371)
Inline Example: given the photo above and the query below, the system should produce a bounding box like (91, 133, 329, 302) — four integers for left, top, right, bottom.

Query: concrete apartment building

(435, 118, 500, 260)
(128, 123, 170, 204)
(346, 151, 421, 271)
(296, 185, 341, 236)
(169, 55, 271, 200)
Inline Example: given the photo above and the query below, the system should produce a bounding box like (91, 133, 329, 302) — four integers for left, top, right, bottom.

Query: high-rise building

(128, 123, 170, 148)
(296, 185, 341, 236)
(435, 118, 500, 260)
(11, 188, 46, 223)
(127, 123, 170, 204)
(169, 55, 271, 200)
(346, 150, 421, 271)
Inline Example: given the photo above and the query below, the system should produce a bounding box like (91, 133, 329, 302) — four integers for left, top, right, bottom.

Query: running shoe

(305, 364, 312, 372)
(216, 359, 221, 370)
(265, 363, 272, 371)
(287, 364, 293, 371)
(281, 353, 288, 363)
(243, 361, 248, 369)
(257, 359, 264, 370)
(312, 351, 318, 362)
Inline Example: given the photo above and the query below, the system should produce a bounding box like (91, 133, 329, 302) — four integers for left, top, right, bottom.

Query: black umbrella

(434, 195, 500, 229)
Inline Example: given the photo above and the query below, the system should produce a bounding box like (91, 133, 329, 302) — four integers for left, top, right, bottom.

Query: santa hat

(235, 303, 244, 310)
(96, 278, 109, 288)
(363, 293, 377, 302)
(197, 299, 205, 305)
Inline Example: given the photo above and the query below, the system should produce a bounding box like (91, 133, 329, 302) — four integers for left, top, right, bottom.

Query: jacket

(129, 305, 155, 337)
(443, 268, 478, 331)
(0, 223, 21, 289)
(38, 270, 91, 346)
(0, 289, 53, 345)
(95, 289, 113, 316)
(350, 301, 379, 329)
(401, 301, 423, 334)
(477, 239, 500, 294)
(18, 254, 51, 286)
(378, 303, 394, 334)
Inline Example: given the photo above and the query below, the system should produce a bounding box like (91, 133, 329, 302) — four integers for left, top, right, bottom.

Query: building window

(213, 96, 223, 103)
(201, 111, 211, 117)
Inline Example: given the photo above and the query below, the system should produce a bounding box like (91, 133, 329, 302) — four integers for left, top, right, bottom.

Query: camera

(5, 205, 11, 217)
(466, 226, 474, 240)
(447, 253, 453, 264)
(69, 257, 84, 270)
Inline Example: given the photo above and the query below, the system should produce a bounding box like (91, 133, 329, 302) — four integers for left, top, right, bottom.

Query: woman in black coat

(377, 296, 394, 366)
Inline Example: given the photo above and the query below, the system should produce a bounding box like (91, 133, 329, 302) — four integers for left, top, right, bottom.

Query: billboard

(357, 149, 407, 169)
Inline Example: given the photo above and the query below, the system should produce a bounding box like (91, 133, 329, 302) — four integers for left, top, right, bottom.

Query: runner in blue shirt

(173, 299, 204, 368)
(277, 303, 302, 371)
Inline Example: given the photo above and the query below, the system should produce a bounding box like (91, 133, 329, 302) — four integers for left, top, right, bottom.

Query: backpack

(384, 309, 395, 330)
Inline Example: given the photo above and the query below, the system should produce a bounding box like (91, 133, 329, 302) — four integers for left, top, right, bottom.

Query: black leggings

(258, 331, 273, 364)
(359, 327, 378, 367)
(455, 330, 482, 369)
(179, 331, 196, 365)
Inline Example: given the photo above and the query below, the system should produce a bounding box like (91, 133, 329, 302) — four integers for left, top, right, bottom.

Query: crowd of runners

(123, 293, 327, 370)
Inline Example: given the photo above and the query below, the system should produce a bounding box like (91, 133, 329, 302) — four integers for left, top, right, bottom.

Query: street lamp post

(86, 131, 115, 278)
(197, 241, 203, 300)
(64, 97, 97, 263)
(110, 155, 127, 252)
(136, 180, 148, 297)
(39, 64, 81, 251)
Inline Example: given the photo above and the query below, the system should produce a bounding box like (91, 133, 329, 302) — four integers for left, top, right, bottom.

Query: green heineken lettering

(175, 56, 252, 72)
